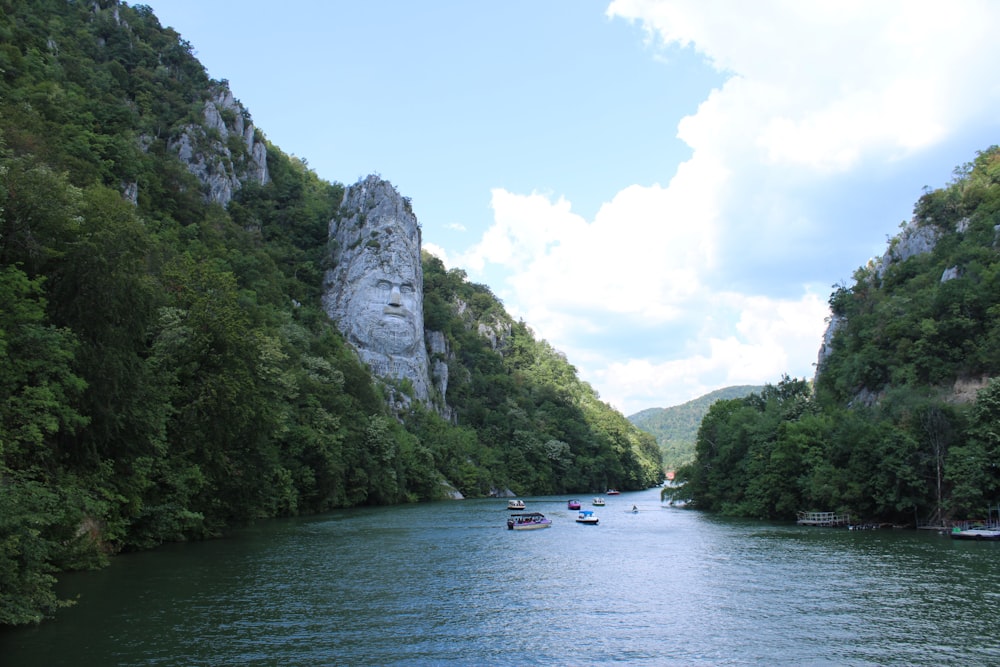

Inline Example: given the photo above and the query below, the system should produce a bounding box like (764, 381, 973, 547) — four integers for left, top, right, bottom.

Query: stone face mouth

(383, 306, 408, 317)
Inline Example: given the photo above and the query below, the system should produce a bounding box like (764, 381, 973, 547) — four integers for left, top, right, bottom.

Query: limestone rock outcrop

(815, 218, 940, 389)
(815, 214, 968, 392)
(814, 312, 844, 384)
(323, 176, 449, 414)
(872, 221, 940, 280)
(169, 84, 269, 206)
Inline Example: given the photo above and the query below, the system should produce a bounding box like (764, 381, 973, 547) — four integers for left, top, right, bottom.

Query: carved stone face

(349, 272, 419, 355)
(343, 237, 422, 357)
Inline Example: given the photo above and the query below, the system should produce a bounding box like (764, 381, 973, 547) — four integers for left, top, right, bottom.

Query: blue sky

(148, 0, 1000, 415)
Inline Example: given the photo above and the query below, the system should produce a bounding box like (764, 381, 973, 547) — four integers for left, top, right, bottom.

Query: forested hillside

(629, 385, 762, 470)
(670, 147, 1000, 528)
(0, 0, 661, 625)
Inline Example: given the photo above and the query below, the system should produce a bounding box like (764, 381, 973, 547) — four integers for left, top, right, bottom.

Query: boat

(567, 499, 581, 510)
(950, 527, 1000, 540)
(950, 506, 1000, 540)
(606, 489, 620, 495)
(507, 513, 552, 530)
(575, 510, 599, 525)
(592, 497, 606, 506)
(507, 499, 525, 511)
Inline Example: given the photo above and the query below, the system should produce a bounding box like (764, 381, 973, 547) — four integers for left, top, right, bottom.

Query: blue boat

(576, 510, 599, 525)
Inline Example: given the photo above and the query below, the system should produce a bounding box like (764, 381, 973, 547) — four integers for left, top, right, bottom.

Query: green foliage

(418, 253, 663, 497)
(0, 475, 78, 626)
(676, 146, 1000, 527)
(0, 0, 381, 623)
(629, 385, 764, 470)
(947, 379, 1000, 516)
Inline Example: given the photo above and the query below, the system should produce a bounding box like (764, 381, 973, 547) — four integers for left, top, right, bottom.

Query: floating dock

(796, 511, 851, 527)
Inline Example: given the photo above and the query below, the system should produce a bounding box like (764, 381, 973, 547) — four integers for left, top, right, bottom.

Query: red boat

(567, 499, 581, 510)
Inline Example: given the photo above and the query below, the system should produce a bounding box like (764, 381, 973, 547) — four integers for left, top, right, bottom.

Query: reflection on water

(3, 487, 1000, 666)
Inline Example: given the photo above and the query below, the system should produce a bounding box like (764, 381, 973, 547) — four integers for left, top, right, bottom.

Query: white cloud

(610, 0, 1000, 172)
(469, 152, 728, 330)
(592, 290, 830, 413)
(447, 0, 1000, 415)
(457, 189, 586, 272)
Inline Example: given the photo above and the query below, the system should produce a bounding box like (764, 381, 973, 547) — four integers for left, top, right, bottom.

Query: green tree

(0, 265, 87, 472)
(947, 380, 1000, 516)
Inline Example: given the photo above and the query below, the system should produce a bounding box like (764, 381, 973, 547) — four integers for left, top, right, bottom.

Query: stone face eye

(399, 283, 415, 294)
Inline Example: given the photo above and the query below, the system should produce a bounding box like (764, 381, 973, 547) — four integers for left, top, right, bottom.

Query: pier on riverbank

(796, 511, 851, 527)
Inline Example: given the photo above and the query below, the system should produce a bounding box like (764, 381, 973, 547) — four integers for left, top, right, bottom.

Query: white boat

(592, 497, 606, 506)
(507, 499, 526, 511)
(576, 510, 599, 525)
(507, 512, 551, 530)
(951, 506, 1000, 540)
(950, 527, 1000, 540)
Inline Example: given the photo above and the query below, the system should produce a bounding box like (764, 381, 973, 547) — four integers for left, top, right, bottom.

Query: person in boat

(632, 505, 638, 512)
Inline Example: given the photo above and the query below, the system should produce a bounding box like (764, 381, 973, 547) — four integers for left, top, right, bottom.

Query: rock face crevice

(322, 176, 451, 417)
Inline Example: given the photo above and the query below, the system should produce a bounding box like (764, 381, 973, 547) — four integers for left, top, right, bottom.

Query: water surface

(3, 487, 999, 665)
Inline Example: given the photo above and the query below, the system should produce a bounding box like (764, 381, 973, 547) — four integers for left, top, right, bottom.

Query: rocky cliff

(814, 207, 990, 402)
(169, 84, 269, 206)
(322, 176, 450, 417)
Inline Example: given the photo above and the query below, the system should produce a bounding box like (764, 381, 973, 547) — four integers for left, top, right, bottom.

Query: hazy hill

(629, 386, 763, 469)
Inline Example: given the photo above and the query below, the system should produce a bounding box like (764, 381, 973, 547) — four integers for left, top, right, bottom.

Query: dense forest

(628, 385, 762, 470)
(0, 0, 662, 625)
(669, 147, 1000, 528)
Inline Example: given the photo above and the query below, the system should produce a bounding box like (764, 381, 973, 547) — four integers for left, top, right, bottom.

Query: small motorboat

(507, 499, 526, 511)
(576, 510, 599, 525)
(592, 497, 606, 506)
(507, 513, 552, 530)
(950, 526, 1000, 540)
(606, 489, 621, 495)
(567, 499, 582, 510)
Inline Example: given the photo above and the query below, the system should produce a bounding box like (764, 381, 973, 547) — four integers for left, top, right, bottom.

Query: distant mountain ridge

(628, 386, 764, 469)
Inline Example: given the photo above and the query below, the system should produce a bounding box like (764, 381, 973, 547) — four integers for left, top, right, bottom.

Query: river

(2, 486, 999, 666)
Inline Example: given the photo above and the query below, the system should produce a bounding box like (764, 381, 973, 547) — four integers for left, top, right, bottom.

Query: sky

(147, 0, 1000, 416)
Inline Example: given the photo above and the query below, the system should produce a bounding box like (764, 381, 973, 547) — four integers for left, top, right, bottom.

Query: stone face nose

(388, 285, 402, 306)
